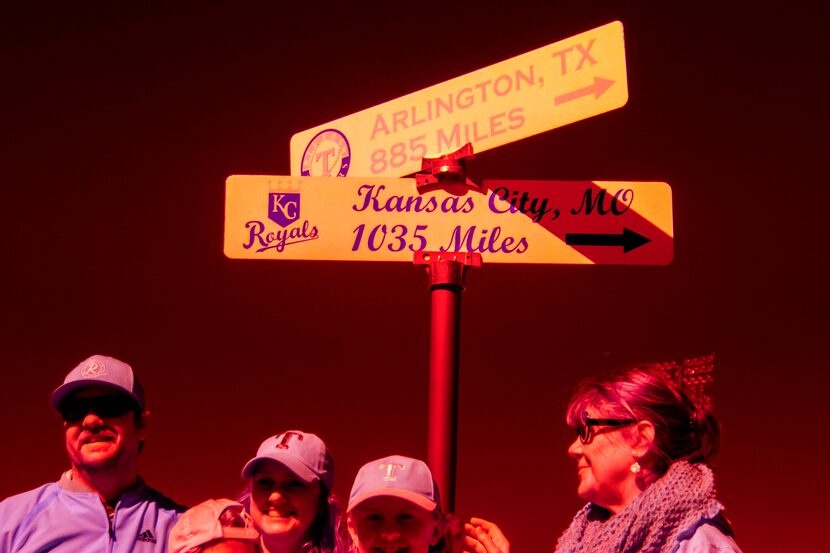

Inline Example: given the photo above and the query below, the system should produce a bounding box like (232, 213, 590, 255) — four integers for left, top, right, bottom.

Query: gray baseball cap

(50, 354, 145, 411)
(241, 430, 334, 491)
(169, 499, 259, 553)
(348, 455, 440, 512)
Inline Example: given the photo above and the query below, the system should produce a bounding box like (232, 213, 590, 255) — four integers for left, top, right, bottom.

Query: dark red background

(2, 2, 826, 551)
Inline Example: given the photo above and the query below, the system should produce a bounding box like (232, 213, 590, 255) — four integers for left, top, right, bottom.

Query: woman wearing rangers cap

(240, 430, 349, 553)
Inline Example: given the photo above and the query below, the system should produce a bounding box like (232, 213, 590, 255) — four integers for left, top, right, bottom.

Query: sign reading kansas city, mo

(224, 176, 673, 265)
(290, 21, 628, 178)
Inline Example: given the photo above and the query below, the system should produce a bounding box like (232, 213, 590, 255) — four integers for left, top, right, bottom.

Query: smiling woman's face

(567, 404, 642, 513)
(249, 461, 321, 551)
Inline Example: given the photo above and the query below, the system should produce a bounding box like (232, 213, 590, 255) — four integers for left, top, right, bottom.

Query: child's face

(249, 461, 321, 549)
(348, 496, 439, 553)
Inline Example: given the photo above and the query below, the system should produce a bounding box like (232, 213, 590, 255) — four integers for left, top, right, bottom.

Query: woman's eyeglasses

(576, 410, 636, 444)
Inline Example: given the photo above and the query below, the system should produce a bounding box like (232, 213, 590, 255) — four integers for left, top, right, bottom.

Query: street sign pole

(413, 147, 483, 512)
(414, 250, 481, 513)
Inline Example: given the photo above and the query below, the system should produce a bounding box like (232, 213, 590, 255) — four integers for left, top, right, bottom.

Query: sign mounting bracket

(415, 143, 481, 193)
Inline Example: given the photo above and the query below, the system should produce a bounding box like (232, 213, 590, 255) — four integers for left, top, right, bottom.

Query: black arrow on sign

(565, 228, 651, 253)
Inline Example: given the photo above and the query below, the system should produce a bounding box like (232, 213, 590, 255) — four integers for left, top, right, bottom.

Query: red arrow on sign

(554, 77, 615, 105)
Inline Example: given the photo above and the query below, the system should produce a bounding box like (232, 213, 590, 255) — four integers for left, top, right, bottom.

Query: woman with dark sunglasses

(554, 366, 742, 552)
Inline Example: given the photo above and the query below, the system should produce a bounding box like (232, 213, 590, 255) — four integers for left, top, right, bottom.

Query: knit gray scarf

(555, 461, 723, 553)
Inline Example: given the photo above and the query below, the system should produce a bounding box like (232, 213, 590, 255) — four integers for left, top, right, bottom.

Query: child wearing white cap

(240, 430, 349, 553)
(346, 455, 509, 553)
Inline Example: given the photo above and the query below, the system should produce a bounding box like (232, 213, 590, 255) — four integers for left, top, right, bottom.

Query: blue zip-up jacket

(0, 472, 185, 552)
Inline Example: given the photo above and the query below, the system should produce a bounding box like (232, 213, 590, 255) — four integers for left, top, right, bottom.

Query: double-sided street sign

(290, 21, 628, 178)
(231, 21, 673, 266)
(224, 175, 672, 265)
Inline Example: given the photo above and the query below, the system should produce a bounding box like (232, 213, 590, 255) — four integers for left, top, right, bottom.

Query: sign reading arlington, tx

(224, 176, 673, 265)
(290, 21, 628, 178)
(230, 21, 672, 266)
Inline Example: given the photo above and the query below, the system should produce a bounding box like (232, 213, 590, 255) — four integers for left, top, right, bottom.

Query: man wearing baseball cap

(0, 354, 186, 552)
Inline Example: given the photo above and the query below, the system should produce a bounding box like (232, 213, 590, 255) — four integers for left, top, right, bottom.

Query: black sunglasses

(576, 410, 636, 444)
(60, 396, 138, 423)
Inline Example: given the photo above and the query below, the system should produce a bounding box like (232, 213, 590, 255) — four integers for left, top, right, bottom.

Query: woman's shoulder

(673, 513, 743, 553)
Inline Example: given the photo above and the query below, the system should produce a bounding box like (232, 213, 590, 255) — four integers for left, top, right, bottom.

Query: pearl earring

(630, 461, 641, 474)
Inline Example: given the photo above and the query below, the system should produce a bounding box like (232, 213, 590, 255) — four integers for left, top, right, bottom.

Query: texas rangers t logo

(300, 128, 351, 177)
(379, 463, 405, 481)
(275, 431, 303, 449)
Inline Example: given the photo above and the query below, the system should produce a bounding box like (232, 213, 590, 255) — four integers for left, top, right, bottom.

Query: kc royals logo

(300, 128, 351, 177)
(269, 193, 300, 227)
(80, 359, 107, 378)
(242, 184, 319, 253)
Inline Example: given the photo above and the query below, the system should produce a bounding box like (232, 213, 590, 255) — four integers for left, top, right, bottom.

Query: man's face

(61, 386, 148, 472)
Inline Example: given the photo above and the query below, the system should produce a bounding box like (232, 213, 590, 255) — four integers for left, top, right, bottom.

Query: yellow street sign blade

(224, 176, 672, 265)
(290, 21, 628, 178)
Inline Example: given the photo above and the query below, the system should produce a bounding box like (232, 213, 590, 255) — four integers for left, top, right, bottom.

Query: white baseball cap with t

(348, 455, 441, 512)
(241, 430, 334, 491)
